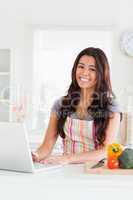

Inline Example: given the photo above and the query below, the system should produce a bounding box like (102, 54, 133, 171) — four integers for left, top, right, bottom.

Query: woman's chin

(78, 84, 96, 91)
(78, 83, 91, 89)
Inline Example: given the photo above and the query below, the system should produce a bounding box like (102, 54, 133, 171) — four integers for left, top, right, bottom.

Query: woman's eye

(78, 65, 84, 69)
(90, 68, 96, 71)
(77, 65, 96, 71)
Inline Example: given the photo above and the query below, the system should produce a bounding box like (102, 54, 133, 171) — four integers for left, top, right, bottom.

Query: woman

(32, 47, 121, 165)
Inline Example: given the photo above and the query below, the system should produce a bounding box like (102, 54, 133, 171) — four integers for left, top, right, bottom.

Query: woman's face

(76, 55, 97, 91)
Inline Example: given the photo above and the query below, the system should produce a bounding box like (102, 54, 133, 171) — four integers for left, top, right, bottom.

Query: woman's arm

(32, 112, 59, 162)
(42, 112, 120, 164)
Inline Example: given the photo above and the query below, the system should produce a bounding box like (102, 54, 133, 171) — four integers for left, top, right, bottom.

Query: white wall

(0, 0, 133, 113)
(0, 20, 33, 93)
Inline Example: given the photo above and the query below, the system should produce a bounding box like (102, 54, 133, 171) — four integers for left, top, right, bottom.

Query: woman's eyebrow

(78, 62, 96, 67)
(78, 62, 85, 66)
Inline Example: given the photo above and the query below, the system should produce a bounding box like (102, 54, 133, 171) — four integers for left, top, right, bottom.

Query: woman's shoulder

(52, 96, 63, 106)
(51, 96, 64, 117)
(108, 97, 121, 113)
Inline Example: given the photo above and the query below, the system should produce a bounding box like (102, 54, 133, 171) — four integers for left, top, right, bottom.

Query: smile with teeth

(79, 76, 90, 82)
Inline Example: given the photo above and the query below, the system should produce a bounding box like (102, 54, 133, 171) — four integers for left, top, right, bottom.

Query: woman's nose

(82, 67, 89, 75)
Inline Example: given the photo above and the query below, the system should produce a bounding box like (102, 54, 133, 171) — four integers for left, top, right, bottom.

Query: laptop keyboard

(33, 162, 62, 170)
(34, 162, 47, 169)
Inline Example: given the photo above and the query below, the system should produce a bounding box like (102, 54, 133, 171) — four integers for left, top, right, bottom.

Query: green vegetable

(118, 148, 133, 169)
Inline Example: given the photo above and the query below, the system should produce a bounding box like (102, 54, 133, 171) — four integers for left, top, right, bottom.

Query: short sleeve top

(51, 97, 121, 120)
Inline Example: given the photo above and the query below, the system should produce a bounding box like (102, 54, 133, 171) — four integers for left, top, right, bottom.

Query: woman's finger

(31, 152, 39, 161)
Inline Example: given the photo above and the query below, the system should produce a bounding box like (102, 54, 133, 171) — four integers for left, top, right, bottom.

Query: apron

(63, 116, 98, 154)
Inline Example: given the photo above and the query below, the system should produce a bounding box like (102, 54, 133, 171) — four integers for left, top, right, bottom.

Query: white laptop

(0, 122, 62, 173)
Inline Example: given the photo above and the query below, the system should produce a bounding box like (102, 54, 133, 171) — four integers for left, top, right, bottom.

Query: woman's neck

(80, 88, 94, 107)
(76, 88, 95, 119)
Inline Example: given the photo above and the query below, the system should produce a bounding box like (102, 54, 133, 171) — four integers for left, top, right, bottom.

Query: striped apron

(63, 116, 98, 154)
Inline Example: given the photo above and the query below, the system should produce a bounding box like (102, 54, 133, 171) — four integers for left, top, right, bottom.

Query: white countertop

(0, 164, 133, 200)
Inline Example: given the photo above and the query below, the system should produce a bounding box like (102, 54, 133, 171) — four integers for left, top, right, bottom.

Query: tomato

(107, 157, 119, 169)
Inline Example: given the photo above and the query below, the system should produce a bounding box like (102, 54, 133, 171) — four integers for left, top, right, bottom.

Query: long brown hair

(57, 47, 118, 146)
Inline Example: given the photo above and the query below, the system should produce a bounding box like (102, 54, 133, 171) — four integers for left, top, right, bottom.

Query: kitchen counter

(0, 163, 133, 200)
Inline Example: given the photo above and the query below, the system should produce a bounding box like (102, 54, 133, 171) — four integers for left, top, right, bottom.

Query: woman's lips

(79, 76, 90, 82)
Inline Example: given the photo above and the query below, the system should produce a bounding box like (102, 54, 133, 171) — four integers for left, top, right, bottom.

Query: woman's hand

(32, 151, 46, 162)
(32, 152, 40, 162)
(40, 155, 71, 165)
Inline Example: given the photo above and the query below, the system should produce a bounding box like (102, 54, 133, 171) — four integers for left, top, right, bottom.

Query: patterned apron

(63, 116, 98, 154)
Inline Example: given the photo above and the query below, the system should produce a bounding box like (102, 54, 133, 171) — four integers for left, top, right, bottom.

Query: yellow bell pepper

(107, 143, 123, 159)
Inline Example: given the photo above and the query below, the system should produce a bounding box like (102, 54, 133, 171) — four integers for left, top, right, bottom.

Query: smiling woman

(32, 46, 121, 165)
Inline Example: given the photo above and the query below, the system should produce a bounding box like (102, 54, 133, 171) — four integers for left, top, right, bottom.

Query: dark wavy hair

(57, 47, 120, 147)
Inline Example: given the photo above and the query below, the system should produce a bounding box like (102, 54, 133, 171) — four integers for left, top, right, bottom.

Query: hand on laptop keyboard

(32, 152, 40, 162)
